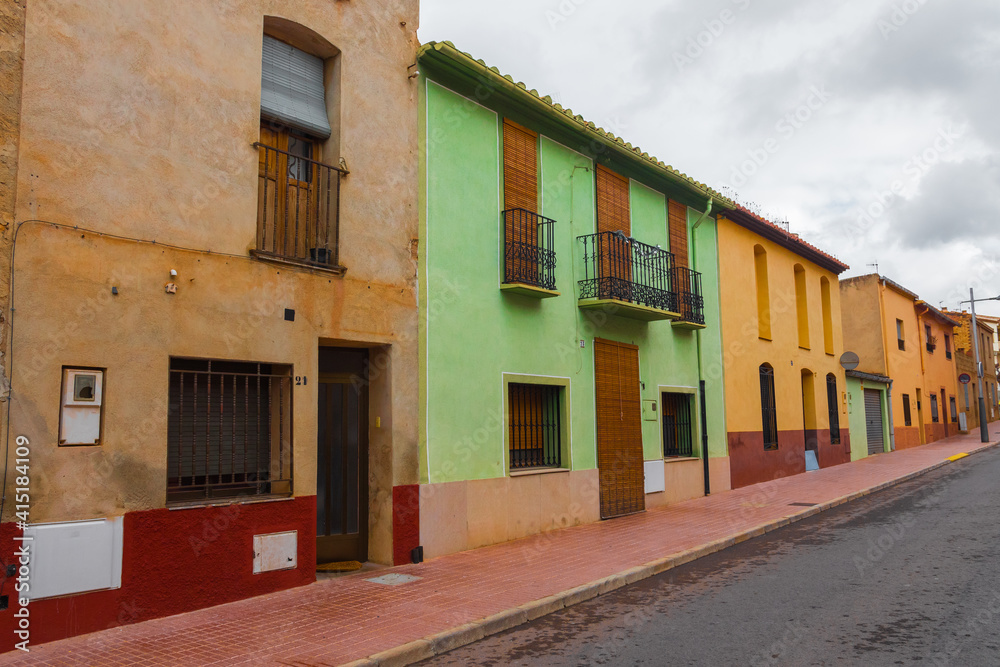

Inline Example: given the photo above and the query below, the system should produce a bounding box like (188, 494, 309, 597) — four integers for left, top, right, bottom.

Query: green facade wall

(420, 77, 726, 485)
(846, 376, 891, 460)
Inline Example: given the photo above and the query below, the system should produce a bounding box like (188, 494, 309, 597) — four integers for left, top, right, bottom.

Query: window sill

(663, 456, 700, 463)
(251, 249, 347, 276)
(501, 283, 560, 299)
(167, 494, 294, 511)
(509, 467, 570, 477)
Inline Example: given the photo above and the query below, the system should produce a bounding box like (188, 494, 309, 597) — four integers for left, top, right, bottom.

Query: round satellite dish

(840, 351, 860, 371)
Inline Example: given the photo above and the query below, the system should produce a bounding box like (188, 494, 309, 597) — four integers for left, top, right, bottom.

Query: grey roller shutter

(864, 389, 884, 455)
(260, 35, 332, 139)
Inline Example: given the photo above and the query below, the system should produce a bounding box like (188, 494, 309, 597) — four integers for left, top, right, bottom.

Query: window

(826, 374, 841, 445)
(902, 393, 912, 426)
(508, 383, 562, 470)
(950, 396, 958, 422)
(662, 392, 694, 457)
(167, 358, 293, 502)
(754, 246, 771, 340)
(925, 324, 935, 353)
(930, 394, 939, 423)
(945, 334, 952, 360)
(897, 319, 905, 351)
(794, 264, 809, 349)
(821, 277, 834, 355)
(759, 364, 778, 450)
(501, 119, 555, 290)
(256, 32, 343, 268)
(596, 165, 631, 235)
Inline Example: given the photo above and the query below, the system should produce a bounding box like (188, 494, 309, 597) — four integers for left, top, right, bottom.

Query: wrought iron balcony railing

(672, 266, 705, 326)
(503, 208, 557, 291)
(577, 231, 677, 314)
(254, 142, 346, 269)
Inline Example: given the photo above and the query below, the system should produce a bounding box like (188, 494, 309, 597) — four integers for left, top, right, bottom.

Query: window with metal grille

(167, 358, 293, 502)
(945, 334, 952, 360)
(950, 396, 958, 422)
(930, 394, 939, 423)
(897, 319, 905, 351)
(902, 393, 912, 426)
(826, 374, 841, 445)
(508, 383, 562, 470)
(661, 392, 694, 457)
(759, 364, 778, 450)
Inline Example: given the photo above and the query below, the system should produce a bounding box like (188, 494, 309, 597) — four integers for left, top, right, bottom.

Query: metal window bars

(254, 142, 346, 268)
(760, 365, 779, 450)
(827, 374, 841, 445)
(662, 393, 694, 457)
(166, 358, 293, 502)
(508, 383, 562, 470)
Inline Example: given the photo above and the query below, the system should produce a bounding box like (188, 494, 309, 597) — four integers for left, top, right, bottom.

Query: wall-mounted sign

(839, 351, 860, 371)
(959, 373, 972, 384)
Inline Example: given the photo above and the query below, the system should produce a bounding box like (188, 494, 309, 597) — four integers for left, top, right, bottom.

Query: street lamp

(961, 288, 1000, 443)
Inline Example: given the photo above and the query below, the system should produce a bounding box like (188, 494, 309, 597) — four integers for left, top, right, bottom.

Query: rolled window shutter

(668, 199, 688, 269)
(503, 120, 538, 213)
(596, 165, 630, 236)
(261, 35, 332, 139)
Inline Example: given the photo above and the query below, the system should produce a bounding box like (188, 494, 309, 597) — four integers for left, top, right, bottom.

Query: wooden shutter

(503, 119, 538, 213)
(668, 199, 688, 269)
(596, 165, 630, 235)
(594, 338, 645, 519)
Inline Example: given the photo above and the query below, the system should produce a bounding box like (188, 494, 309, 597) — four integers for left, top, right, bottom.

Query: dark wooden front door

(316, 348, 369, 563)
(594, 338, 645, 519)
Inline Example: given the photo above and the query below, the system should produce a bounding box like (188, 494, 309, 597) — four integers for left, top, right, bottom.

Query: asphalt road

(421, 448, 1000, 666)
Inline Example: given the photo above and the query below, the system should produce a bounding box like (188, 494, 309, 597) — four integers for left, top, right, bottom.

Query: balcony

(253, 142, 346, 271)
(671, 266, 706, 329)
(577, 232, 680, 321)
(501, 208, 558, 298)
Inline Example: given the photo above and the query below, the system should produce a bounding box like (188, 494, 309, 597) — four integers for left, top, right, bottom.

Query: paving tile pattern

(4, 425, 998, 666)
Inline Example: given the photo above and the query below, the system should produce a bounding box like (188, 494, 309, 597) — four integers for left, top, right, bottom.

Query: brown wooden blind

(594, 338, 645, 519)
(503, 119, 538, 213)
(596, 165, 630, 236)
(668, 199, 688, 269)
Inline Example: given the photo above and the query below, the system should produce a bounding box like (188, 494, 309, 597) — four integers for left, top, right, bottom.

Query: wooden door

(257, 126, 322, 261)
(316, 370, 369, 563)
(594, 338, 645, 519)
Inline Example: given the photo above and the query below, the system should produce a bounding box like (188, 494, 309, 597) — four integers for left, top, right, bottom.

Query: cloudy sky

(419, 0, 1000, 317)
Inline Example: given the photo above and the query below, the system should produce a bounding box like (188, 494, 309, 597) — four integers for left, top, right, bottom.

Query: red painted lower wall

(811, 429, 852, 469)
(925, 423, 948, 444)
(392, 485, 420, 566)
(894, 426, 922, 450)
(0, 496, 316, 653)
(728, 430, 805, 489)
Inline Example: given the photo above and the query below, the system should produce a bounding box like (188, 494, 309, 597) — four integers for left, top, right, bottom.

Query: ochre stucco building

(1, 0, 419, 650)
(718, 207, 850, 489)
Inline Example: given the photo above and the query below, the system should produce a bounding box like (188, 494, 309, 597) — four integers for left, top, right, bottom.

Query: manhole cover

(789, 502, 818, 507)
(365, 573, 421, 586)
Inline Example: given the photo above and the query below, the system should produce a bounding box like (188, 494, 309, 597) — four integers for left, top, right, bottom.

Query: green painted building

(845, 371, 892, 460)
(417, 41, 732, 558)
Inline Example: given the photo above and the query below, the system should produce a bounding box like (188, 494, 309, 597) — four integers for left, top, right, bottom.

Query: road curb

(351, 439, 999, 666)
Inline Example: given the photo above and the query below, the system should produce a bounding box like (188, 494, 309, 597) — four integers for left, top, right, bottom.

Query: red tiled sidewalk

(4, 425, 999, 666)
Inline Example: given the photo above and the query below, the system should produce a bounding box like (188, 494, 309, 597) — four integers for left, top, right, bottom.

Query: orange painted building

(840, 275, 959, 449)
(717, 207, 851, 489)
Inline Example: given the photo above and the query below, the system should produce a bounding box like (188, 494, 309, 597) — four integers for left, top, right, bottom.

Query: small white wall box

(644, 459, 666, 494)
(253, 530, 298, 574)
(24, 517, 124, 600)
(59, 368, 104, 446)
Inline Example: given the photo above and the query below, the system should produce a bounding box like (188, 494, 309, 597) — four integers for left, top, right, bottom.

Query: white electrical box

(253, 530, 297, 574)
(24, 517, 124, 600)
(59, 368, 104, 445)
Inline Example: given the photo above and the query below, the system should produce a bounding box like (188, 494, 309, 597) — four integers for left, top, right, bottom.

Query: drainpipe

(691, 198, 712, 495)
(886, 378, 895, 451)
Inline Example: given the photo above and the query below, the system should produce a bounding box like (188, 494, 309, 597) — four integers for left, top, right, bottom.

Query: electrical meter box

(59, 368, 104, 446)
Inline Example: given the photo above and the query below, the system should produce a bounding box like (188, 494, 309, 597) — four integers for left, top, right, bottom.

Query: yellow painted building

(717, 207, 850, 489)
(916, 303, 961, 443)
(943, 309, 1000, 428)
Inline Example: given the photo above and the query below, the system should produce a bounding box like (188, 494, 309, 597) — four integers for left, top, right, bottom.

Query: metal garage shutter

(864, 389, 884, 455)
(594, 338, 645, 519)
(261, 35, 332, 139)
